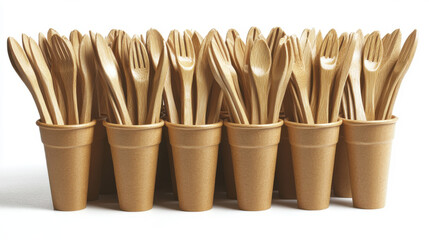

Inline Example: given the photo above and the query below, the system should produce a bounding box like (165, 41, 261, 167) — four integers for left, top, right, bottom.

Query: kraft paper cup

(225, 120, 283, 211)
(104, 120, 164, 211)
(332, 126, 352, 198)
(87, 116, 108, 201)
(166, 121, 222, 211)
(37, 120, 96, 211)
(342, 116, 398, 209)
(276, 124, 296, 199)
(220, 113, 236, 199)
(285, 119, 342, 210)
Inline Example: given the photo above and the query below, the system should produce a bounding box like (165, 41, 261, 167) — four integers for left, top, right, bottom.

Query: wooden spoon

(362, 32, 383, 120)
(268, 37, 294, 123)
(78, 35, 95, 123)
(316, 29, 338, 124)
(192, 30, 203, 56)
(7, 37, 53, 124)
(376, 30, 418, 120)
(94, 33, 132, 125)
(250, 38, 271, 124)
(146, 29, 164, 69)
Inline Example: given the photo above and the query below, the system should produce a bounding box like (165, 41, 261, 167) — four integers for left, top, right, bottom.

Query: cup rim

(224, 119, 284, 129)
(165, 120, 223, 130)
(103, 119, 165, 130)
(284, 119, 342, 129)
(341, 115, 398, 126)
(36, 119, 97, 129)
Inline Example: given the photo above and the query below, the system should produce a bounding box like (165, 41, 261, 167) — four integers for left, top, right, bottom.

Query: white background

(0, 0, 428, 239)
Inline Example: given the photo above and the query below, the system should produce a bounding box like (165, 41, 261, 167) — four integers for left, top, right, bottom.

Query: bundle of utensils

(8, 28, 417, 127)
(208, 27, 417, 125)
(7, 28, 169, 126)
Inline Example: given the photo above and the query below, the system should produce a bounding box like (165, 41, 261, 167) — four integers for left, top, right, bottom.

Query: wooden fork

(173, 31, 196, 125)
(362, 32, 383, 120)
(129, 38, 150, 125)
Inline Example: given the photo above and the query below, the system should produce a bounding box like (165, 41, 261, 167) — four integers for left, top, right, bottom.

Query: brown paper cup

(225, 120, 283, 211)
(276, 124, 296, 199)
(104, 120, 164, 211)
(87, 116, 108, 201)
(166, 121, 222, 211)
(332, 126, 352, 198)
(37, 120, 96, 211)
(220, 113, 236, 199)
(342, 116, 398, 209)
(285, 120, 341, 210)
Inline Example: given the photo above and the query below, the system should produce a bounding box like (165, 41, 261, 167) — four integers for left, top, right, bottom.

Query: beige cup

(276, 124, 296, 199)
(219, 113, 236, 199)
(225, 120, 283, 211)
(342, 116, 398, 209)
(332, 126, 352, 198)
(285, 120, 341, 210)
(104, 120, 164, 211)
(37, 120, 96, 211)
(166, 121, 222, 211)
(87, 116, 108, 201)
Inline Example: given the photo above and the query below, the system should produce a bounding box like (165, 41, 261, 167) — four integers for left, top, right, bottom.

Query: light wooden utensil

(316, 29, 338, 124)
(233, 37, 251, 113)
(347, 30, 366, 120)
(116, 32, 136, 124)
(173, 31, 196, 125)
(78, 35, 95, 124)
(377, 30, 418, 120)
(38, 33, 52, 69)
(50, 35, 80, 124)
(106, 29, 119, 47)
(8, 37, 53, 124)
(244, 27, 262, 124)
(249, 38, 271, 124)
(362, 32, 383, 120)
(47, 28, 59, 44)
(195, 30, 215, 125)
(290, 35, 314, 124)
(38, 33, 68, 121)
(26, 36, 64, 125)
(375, 29, 401, 107)
(330, 33, 356, 123)
(70, 30, 83, 63)
(94, 33, 132, 125)
(268, 37, 294, 123)
(310, 30, 323, 113)
(147, 42, 170, 124)
(226, 29, 241, 74)
(206, 83, 224, 124)
(129, 38, 150, 125)
(146, 28, 164, 69)
(212, 31, 245, 109)
(192, 30, 203, 56)
(208, 39, 246, 124)
(267, 27, 286, 57)
(167, 30, 182, 118)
